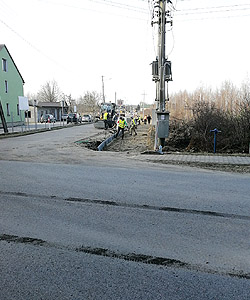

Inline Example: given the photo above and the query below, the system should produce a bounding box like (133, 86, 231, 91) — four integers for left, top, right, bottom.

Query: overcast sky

(1, 0, 250, 105)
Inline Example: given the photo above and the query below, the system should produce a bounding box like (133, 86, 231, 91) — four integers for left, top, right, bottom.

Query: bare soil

(104, 124, 152, 153)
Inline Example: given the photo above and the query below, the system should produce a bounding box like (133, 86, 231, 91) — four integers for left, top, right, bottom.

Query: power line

(0, 0, 151, 76)
(176, 5, 250, 16)
(37, 0, 148, 14)
(176, 11, 250, 22)
(85, 0, 148, 13)
(0, 0, 15, 12)
(0, 17, 68, 71)
(0, 0, 18, 20)
(175, 2, 250, 19)
(178, 3, 250, 12)
(35, 0, 150, 21)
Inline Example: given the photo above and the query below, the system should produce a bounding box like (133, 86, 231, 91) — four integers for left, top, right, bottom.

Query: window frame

(5, 80, 8, 93)
(2, 58, 7, 72)
(6, 103, 10, 116)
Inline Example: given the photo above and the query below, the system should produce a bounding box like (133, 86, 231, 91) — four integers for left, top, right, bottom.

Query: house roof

(37, 102, 68, 108)
(0, 44, 25, 84)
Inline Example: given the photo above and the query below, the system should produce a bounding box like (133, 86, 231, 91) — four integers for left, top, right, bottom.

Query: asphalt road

(0, 124, 250, 299)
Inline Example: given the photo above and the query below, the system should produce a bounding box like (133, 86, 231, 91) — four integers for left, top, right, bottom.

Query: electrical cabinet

(157, 112, 169, 138)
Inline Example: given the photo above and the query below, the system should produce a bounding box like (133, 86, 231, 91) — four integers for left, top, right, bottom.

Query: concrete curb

(97, 133, 117, 151)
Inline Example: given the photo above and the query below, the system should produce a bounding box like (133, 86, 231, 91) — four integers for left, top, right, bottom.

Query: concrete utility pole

(33, 99, 37, 130)
(158, 0, 166, 112)
(102, 76, 105, 102)
(151, 0, 173, 149)
(141, 91, 147, 119)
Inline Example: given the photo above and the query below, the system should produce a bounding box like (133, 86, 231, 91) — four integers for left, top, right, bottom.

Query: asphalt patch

(1, 190, 250, 222)
(1, 233, 250, 279)
(75, 246, 188, 267)
(0, 234, 47, 246)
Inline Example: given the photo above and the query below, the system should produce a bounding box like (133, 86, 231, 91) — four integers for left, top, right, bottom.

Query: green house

(0, 44, 25, 127)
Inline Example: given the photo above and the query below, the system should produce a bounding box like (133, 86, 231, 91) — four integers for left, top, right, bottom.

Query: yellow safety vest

(104, 112, 108, 120)
(119, 120, 125, 128)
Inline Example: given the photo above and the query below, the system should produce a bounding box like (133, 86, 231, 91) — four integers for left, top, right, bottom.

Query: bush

(166, 100, 250, 153)
(166, 119, 192, 151)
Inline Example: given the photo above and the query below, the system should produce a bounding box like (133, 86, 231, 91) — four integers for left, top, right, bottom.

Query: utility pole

(102, 75, 105, 103)
(33, 99, 37, 130)
(158, 0, 166, 112)
(141, 91, 147, 119)
(151, 0, 173, 149)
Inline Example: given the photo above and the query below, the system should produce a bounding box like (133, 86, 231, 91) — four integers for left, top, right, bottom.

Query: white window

(2, 58, 7, 72)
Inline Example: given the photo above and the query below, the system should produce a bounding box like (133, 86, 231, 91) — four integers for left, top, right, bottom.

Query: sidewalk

(131, 150, 250, 173)
(108, 124, 250, 167)
(138, 153, 250, 165)
(0, 121, 68, 134)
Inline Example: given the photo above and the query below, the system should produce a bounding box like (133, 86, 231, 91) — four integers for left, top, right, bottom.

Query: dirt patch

(75, 129, 116, 150)
(104, 124, 153, 153)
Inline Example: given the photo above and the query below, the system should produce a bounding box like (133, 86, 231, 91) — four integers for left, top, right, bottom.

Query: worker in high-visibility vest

(103, 112, 108, 129)
(104, 112, 108, 120)
(116, 117, 126, 140)
(130, 116, 137, 136)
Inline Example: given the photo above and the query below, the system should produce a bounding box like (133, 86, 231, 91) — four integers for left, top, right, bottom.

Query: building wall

(0, 46, 24, 126)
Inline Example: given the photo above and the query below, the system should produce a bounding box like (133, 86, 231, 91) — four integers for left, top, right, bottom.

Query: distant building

(36, 101, 69, 122)
(0, 44, 25, 127)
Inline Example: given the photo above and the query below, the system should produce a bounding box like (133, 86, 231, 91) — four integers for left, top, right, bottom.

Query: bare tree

(77, 91, 101, 115)
(165, 79, 250, 153)
(37, 80, 61, 102)
(25, 92, 37, 103)
(62, 94, 76, 113)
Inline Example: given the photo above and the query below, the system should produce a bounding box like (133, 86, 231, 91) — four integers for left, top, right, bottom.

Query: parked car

(61, 114, 68, 121)
(67, 113, 81, 124)
(82, 114, 92, 122)
(40, 114, 56, 123)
